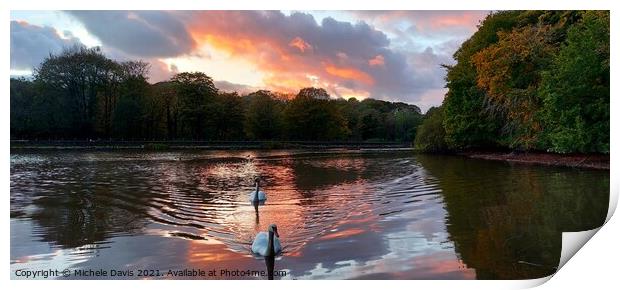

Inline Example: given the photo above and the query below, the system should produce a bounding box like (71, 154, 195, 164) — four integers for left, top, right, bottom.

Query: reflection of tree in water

(265, 255, 275, 280)
(291, 158, 363, 188)
(25, 157, 242, 249)
(287, 153, 412, 201)
(416, 155, 608, 279)
(28, 162, 155, 248)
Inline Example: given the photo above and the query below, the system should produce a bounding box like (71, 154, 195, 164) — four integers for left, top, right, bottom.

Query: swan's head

(268, 224, 279, 238)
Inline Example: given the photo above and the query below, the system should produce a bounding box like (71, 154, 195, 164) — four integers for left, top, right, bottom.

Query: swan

(251, 224, 282, 256)
(249, 177, 267, 202)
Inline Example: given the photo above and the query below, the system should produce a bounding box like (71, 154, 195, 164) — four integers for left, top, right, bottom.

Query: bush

(414, 107, 448, 152)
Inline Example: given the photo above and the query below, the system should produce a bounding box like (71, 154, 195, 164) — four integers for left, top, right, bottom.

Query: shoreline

(10, 140, 411, 151)
(459, 151, 609, 170)
(11, 140, 610, 170)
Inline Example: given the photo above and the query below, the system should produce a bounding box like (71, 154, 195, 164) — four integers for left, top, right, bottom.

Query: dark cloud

(10, 20, 82, 70)
(65, 11, 195, 58)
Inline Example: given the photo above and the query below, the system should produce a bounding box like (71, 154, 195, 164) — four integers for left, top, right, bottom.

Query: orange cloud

(171, 11, 455, 102)
(368, 54, 385, 67)
(183, 13, 381, 98)
(324, 63, 375, 85)
(289, 36, 313, 53)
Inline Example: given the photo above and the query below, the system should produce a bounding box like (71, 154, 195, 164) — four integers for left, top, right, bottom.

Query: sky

(10, 10, 488, 111)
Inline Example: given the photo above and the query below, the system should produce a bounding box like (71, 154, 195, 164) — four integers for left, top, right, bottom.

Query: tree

(34, 46, 117, 137)
(539, 11, 610, 153)
(213, 92, 245, 140)
(414, 106, 447, 152)
(151, 81, 179, 140)
(10, 78, 37, 138)
(442, 11, 524, 150)
(244, 90, 284, 140)
(297, 87, 330, 100)
(441, 10, 608, 153)
(112, 61, 150, 139)
(359, 108, 382, 140)
(171, 72, 218, 139)
(393, 108, 423, 142)
(472, 25, 556, 149)
(284, 88, 348, 140)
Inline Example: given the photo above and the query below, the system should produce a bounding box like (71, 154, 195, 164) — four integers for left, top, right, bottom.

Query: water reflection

(10, 150, 609, 279)
(416, 155, 609, 279)
(265, 255, 275, 280)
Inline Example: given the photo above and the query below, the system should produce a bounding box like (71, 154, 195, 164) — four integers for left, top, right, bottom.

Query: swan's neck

(267, 230, 275, 256)
(254, 182, 260, 200)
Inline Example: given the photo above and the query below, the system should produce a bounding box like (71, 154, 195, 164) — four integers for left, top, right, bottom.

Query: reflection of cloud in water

(282, 187, 474, 280)
(10, 219, 100, 279)
(11, 150, 607, 279)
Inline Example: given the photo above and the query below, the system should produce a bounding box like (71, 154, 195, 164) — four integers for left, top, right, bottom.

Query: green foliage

(333, 98, 422, 142)
(33, 46, 118, 137)
(10, 78, 38, 137)
(393, 108, 423, 142)
(11, 48, 424, 142)
(213, 92, 245, 140)
(171, 72, 219, 139)
(284, 88, 349, 140)
(442, 10, 609, 153)
(112, 63, 150, 139)
(414, 107, 447, 152)
(150, 81, 178, 140)
(244, 90, 284, 140)
(442, 11, 524, 150)
(539, 11, 610, 153)
(472, 25, 556, 149)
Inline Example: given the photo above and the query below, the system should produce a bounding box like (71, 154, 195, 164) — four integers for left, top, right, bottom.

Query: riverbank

(460, 151, 609, 170)
(10, 140, 411, 151)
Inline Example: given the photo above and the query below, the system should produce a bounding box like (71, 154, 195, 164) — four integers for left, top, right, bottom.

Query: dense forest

(415, 11, 610, 154)
(10, 46, 423, 142)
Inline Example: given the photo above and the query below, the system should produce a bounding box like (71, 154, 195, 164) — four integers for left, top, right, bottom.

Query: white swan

(251, 224, 282, 256)
(249, 177, 267, 202)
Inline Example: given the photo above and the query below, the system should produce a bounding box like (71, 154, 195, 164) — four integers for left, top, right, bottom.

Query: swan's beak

(274, 229, 279, 238)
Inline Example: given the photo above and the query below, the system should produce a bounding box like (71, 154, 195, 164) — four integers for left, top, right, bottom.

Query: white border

(2, 1, 618, 289)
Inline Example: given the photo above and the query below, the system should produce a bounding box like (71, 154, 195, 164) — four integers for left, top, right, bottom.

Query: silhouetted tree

(244, 90, 284, 140)
(171, 72, 218, 139)
(285, 88, 349, 140)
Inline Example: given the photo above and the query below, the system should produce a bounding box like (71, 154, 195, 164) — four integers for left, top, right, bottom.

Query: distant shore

(11, 140, 610, 170)
(10, 140, 411, 151)
(460, 151, 609, 170)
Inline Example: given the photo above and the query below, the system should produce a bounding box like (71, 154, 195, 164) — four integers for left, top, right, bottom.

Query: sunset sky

(10, 11, 488, 111)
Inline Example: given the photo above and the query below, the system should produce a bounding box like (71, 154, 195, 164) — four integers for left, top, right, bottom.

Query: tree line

(414, 11, 610, 154)
(11, 46, 423, 142)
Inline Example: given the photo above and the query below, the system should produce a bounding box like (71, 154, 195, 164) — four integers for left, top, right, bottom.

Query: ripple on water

(10, 151, 444, 260)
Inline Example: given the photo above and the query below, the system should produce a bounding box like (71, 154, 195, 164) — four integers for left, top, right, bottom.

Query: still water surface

(10, 150, 609, 279)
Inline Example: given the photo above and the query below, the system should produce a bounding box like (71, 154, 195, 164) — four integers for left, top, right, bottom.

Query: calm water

(10, 150, 609, 279)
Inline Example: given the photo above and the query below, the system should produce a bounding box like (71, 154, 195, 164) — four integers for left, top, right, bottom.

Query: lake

(10, 150, 609, 279)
